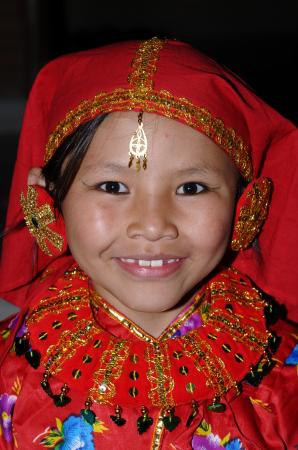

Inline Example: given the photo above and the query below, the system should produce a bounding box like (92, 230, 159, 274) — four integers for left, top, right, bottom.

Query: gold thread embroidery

(146, 343, 174, 408)
(44, 38, 252, 181)
(20, 186, 63, 256)
(203, 309, 269, 351)
(128, 37, 165, 92)
(27, 288, 90, 324)
(232, 178, 272, 250)
(89, 339, 130, 404)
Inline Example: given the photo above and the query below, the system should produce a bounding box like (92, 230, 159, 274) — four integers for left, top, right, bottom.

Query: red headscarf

(1, 38, 297, 320)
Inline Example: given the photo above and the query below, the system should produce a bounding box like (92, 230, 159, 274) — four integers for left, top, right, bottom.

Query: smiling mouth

(115, 257, 185, 279)
(119, 258, 180, 267)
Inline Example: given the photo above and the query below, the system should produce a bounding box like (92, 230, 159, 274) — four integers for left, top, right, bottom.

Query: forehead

(81, 111, 238, 177)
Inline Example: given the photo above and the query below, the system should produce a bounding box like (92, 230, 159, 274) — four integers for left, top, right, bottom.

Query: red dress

(1, 259, 297, 449)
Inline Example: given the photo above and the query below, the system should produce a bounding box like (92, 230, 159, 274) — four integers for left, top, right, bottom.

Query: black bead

(162, 414, 180, 431)
(53, 393, 71, 407)
(14, 336, 30, 356)
(110, 415, 126, 426)
(40, 379, 53, 397)
(25, 349, 41, 369)
(244, 370, 262, 386)
(268, 334, 281, 354)
(81, 408, 96, 425)
(137, 415, 153, 434)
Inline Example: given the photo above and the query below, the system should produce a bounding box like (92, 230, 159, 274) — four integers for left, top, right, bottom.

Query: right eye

(176, 182, 206, 195)
(96, 181, 129, 194)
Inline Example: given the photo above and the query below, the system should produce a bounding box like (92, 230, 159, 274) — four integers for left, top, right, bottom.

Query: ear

(27, 167, 46, 187)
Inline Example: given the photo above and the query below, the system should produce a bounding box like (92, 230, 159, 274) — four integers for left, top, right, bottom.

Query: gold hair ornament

(128, 112, 148, 170)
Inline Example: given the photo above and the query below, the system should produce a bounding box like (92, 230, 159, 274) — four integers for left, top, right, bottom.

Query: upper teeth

(120, 258, 178, 267)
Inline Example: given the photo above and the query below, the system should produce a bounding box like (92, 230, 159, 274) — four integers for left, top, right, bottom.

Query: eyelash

(95, 181, 207, 196)
(96, 181, 129, 194)
(176, 182, 207, 195)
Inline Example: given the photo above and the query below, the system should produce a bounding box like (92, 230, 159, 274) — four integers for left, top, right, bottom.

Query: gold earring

(20, 185, 67, 256)
(128, 112, 148, 170)
(231, 177, 271, 251)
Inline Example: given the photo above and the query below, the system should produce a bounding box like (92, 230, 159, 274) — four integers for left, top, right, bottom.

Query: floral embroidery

(192, 419, 244, 449)
(249, 397, 272, 413)
(38, 414, 108, 449)
(0, 393, 17, 443)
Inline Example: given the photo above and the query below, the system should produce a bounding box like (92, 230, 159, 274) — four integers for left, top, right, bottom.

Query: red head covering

(1, 38, 297, 320)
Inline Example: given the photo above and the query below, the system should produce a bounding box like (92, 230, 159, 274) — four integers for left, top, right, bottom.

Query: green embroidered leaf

(93, 419, 109, 433)
(56, 418, 63, 432)
(40, 428, 63, 447)
(221, 432, 231, 445)
(197, 419, 211, 435)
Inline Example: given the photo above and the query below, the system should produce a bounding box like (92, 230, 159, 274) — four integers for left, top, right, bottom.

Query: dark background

(0, 0, 297, 232)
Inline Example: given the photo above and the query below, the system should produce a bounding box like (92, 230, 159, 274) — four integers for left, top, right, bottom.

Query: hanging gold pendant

(128, 112, 148, 170)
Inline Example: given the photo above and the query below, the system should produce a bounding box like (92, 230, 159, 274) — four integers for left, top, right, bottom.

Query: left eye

(176, 182, 206, 195)
(97, 181, 129, 194)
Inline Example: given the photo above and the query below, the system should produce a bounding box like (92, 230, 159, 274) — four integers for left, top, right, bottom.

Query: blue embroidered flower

(225, 438, 244, 450)
(0, 393, 17, 443)
(59, 415, 94, 450)
(40, 415, 94, 449)
(285, 344, 298, 365)
(39, 413, 108, 448)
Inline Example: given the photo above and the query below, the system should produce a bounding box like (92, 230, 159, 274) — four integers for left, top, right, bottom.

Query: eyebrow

(174, 165, 224, 177)
(83, 162, 130, 174)
(83, 162, 224, 177)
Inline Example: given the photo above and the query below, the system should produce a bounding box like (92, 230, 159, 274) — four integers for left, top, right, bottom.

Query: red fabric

(0, 39, 297, 318)
(0, 262, 297, 449)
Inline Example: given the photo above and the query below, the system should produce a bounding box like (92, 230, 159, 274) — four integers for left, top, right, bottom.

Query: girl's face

(62, 112, 239, 333)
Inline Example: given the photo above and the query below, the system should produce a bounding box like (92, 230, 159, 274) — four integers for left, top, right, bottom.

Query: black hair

(42, 114, 107, 211)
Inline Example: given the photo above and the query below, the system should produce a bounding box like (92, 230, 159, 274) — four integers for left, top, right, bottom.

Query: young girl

(0, 38, 297, 449)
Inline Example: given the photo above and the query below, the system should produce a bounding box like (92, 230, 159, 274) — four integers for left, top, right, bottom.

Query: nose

(126, 195, 178, 241)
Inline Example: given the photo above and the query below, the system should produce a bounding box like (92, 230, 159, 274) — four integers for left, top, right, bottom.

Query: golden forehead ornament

(129, 112, 148, 170)
(45, 37, 253, 181)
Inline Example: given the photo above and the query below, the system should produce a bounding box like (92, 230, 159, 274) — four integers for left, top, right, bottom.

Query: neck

(91, 288, 195, 338)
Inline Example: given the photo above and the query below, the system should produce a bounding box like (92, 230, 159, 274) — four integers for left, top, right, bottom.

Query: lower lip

(114, 258, 185, 279)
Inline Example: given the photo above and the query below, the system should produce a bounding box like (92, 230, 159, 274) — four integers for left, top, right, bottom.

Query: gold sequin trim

(146, 343, 174, 408)
(44, 38, 252, 181)
(91, 291, 203, 343)
(89, 339, 130, 404)
(150, 415, 164, 450)
(182, 333, 236, 397)
(44, 319, 101, 375)
(27, 288, 90, 324)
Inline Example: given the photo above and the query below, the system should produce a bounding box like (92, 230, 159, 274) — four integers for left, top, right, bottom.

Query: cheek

(62, 195, 117, 252)
(188, 201, 235, 250)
